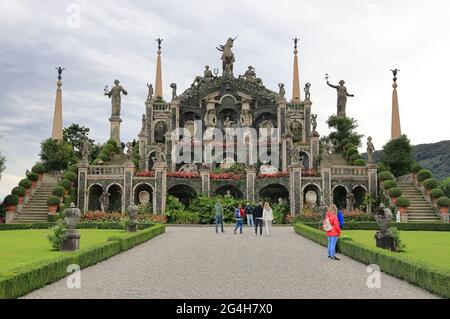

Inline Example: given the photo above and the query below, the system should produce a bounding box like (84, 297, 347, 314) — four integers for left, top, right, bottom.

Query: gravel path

(24, 226, 437, 299)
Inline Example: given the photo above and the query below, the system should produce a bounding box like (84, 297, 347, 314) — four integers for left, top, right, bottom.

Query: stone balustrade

(88, 165, 124, 176)
(153, 102, 171, 111)
(331, 166, 367, 177)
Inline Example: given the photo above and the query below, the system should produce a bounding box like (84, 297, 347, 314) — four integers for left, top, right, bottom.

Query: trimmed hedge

(294, 223, 450, 298)
(383, 180, 397, 190)
(58, 179, 72, 190)
(437, 197, 450, 207)
(352, 159, 366, 166)
(63, 171, 77, 183)
(0, 222, 156, 231)
(302, 221, 450, 231)
(31, 164, 45, 174)
(430, 188, 444, 199)
(388, 187, 402, 198)
(19, 179, 32, 189)
(0, 224, 165, 299)
(47, 196, 60, 206)
(4, 195, 19, 206)
(396, 197, 410, 207)
(410, 163, 423, 174)
(11, 186, 26, 197)
(423, 178, 438, 190)
(52, 186, 66, 197)
(26, 172, 39, 182)
(417, 169, 432, 182)
(378, 171, 393, 181)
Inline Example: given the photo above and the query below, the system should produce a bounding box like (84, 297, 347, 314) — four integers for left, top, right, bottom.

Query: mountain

(368, 140, 450, 180)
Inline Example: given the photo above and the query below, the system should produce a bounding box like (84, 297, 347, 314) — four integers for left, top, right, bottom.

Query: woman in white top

(262, 202, 274, 236)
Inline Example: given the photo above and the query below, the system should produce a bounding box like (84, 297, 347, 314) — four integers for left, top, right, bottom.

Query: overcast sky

(1, 0, 450, 199)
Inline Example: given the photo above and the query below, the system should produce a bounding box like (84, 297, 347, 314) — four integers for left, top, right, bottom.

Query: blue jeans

(247, 214, 254, 226)
(215, 216, 224, 233)
(327, 236, 338, 257)
(234, 218, 243, 233)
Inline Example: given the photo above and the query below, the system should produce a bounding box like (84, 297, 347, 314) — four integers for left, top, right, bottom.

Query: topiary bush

(410, 163, 423, 174)
(52, 186, 66, 197)
(383, 180, 397, 190)
(378, 171, 394, 181)
(4, 195, 19, 206)
(11, 186, 26, 197)
(352, 159, 366, 166)
(343, 143, 355, 151)
(417, 169, 432, 183)
(31, 163, 45, 174)
(58, 179, 72, 190)
(437, 197, 450, 207)
(396, 197, 410, 207)
(19, 178, 32, 189)
(430, 188, 444, 199)
(26, 172, 39, 182)
(346, 147, 358, 157)
(98, 153, 109, 162)
(63, 171, 77, 183)
(350, 153, 362, 162)
(423, 178, 438, 190)
(47, 196, 61, 206)
(388, 187, 402, 198)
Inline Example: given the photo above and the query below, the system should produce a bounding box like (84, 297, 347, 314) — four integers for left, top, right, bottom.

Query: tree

(381, 135, 414, 177)
(63, 124, 95, 160)
(0, 152, 5, 183)
(40, 139, 76, 171)
(326, 115, 363, 153)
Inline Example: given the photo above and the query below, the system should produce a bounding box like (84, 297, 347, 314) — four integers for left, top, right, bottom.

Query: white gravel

(23, 226, 438, 299)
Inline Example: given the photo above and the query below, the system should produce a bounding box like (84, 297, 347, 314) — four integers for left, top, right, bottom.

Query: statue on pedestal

(367, 136, 375, 163)
(147, 83, 153, 100)
(304, 83, 311, 100)
(217, 36, 237, 77)
(192, 65, 213, 87)
(374, 204, 397, 251)
(99, 191, 110, 212)
(278, 83, 286, 98)
(240, 110, 253, 128)
(81, 136, 90, 163)
(311, 114, 318, 133)
(170, 83, 177, 100)
(326, 75, 354, 117)
(204, 109, 217, 128)
(105, 79, 128, 117)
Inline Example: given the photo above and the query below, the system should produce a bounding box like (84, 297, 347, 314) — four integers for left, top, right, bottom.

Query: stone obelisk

(391, 70, 402, 140)
(51, 67, 64, 141)
(155, 38, 163, 99)
(292, 37, 301, 103)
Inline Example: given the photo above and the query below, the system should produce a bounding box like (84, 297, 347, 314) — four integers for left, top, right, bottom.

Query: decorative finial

(55, 66, 65, 81)
(391, 69, 400, 82)
(292, 37, 299, 50)
(156, 38, 163, 51)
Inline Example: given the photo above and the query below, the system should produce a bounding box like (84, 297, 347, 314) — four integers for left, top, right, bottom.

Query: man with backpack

(234, 204, 244, 234)
(244, 202, 254, 227)
(214, 201, 225, 234)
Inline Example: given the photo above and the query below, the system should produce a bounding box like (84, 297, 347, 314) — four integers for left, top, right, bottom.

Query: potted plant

(429, 188, 444, 208)
(63, 171, 78, 184)
(19, 178, 32, 197)
(3, 195, 18, 213)
(396, 197, 410, 215)
(52, 186, 66, 203)
(416, 169, 432, 187)
(352, 159, 366, 166)
(410, 163, 422, 183)
(27, 172, 39, 188)
(437, 197, 450, 222)
(32, 163, 46, 182)
(423, 178, 438, 196)
(11, 186, 26, 205)
(382, 180, 397, 191)
(47, 196, 60, 215)
(388, 187, 402, 205)
(378, 171, 394, 189)
(58, 179, 72, 195)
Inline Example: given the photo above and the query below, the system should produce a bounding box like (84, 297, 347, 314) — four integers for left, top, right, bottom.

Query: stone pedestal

(375, 232, 396, 252)
(321, 166, 332, 206)
(127, 224, 138, 232)
(440, 213, 449, 223)
(5, 211, 15, 224)
(77, 162, 89, 213)
(154, 162, 168, 214)
(61, 229, 81, 251)
(367, 164, 378, 199)
(289, 164, 302, 215)
(109, 116, 122, 145)
(200, 168, 211, 196)
(246, 167, 257, 202)
(400, 213, 408, 223)
(311, 134, 320, 168)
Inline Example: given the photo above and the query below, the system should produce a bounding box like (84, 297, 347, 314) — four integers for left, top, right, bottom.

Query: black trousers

(255, 218, 263, 235)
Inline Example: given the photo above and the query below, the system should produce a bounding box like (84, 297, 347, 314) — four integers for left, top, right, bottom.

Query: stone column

(170, 100, 180, 132)
(138, 115, 148, 171)
(304, 101, 312, 144)
(146, 100, 154, 144)
(124, 161, 134, 210)
(289, 164, 302, 215)
(321, 166, 332, 206)
(164, 132, 173, 172)
(281, 137, 287, 172)
(278, 101, 287, 136)
(200, 168, 211, 196)
(109, 116, 122, 145)
(311, 134, 320, 168)
(77, 162, 89, 213)
(367, 164, 378, 198)
(246, 167, 257, 202)
(154, 162, 167, 214)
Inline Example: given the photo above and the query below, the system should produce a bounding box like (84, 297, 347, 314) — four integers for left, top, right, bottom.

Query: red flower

(135, 171, 155, 177)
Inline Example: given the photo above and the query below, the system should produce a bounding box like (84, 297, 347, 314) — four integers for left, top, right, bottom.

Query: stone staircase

(325, 153, 348, 166)
(13, 175, 59, 223)
(396, 181, 440, 222)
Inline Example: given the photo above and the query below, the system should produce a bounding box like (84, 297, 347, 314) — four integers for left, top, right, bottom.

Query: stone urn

(127, 203, 138, 232)
(374, 204, 396, 252)
(62, 203, 81, 251)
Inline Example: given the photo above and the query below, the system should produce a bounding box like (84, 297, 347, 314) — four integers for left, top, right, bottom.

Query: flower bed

(81, 211, 167, 224)
(135, 171, 155, 177)
(167, 172, 200, 178)
(210, 173, 243, 180)
(257, 172, 290, 178)
(302, 169, 319, 177)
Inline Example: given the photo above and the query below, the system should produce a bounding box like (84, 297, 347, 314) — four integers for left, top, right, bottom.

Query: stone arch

(133, 183, 155, 209)
(106, 183, 123, 212)
(254, 112, 276, 138)
(219, 94, 238, 105)
(299, 151, 310, 169)
(168, 184, 198, 207)
(302, 183, 321, 208)
(259, 184, 289, 204)
(154, 120, 168, 143)
(214, 185, 244, 199)
(87, 183, 103, 211)
(332, 185, 348, 211)
(352, 185, 367, 209)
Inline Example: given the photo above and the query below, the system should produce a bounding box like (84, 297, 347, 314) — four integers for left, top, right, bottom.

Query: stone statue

(346, 192, 356, 211)
(260, 163, 278, 174)
(217, 36, 237, 77)
(293, 37, 299, 50)
(81, 136, 90, 162)
(192, 65, 213, 87)
(240, 110, 253, 128)
(311, 114, 317, 133)
(178, 163, 198, 173)
(138, 191, 150, 205)
(225, 190, 232, 198)
(156, 38, 163, 51)
(154, 144, 165, 163)
(147, 83, 153, 100)
(55, 66, 65, 80)
(289, 120, 302, 141)
(126, 142, 134, 159)
(367, 136, 375, 163)
(99, 191, 110, 212)
(223, 116, 235, 129)
(326, 78, 354, 117)
(105, 79, 128, 117)
(127, 203, 138, 232)
(304, 82, 311, 100)
(170, 83, 177, 100)
(204, 109, 217, 128)
(278, 83, 286, 98)
(391, 69, 400, 82)
(239, 66, 263, 86)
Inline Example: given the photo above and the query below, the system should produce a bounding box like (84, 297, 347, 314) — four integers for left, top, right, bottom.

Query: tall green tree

(326, 115, 363, 153)
(381, 135, 414, 177)
(40, 139, 76, 171)
(63, 124, 95, 160)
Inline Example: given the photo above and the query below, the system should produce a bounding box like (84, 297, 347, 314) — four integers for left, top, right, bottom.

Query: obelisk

(292, 37, 301, 103)
(51, 67, 64, 141)
(155, 38, 163, 99)
(391, 69, 402, 140)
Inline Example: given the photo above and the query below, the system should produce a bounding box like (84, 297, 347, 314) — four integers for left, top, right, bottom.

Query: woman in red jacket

(326, 204, 341, 260)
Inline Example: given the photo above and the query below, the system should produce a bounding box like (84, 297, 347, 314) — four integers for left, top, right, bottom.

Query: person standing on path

(214, 201, 224, 234)
(337, 208, 344, 229)
(262, 202, 274, 237)
(234, 204, 244, 234)
(325, 204, 341, 260)
(254, 202, 263, 236)
(244, 202, 254, 227)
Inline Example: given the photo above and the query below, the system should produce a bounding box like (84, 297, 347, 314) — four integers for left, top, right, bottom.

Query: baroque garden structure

(77, 38, 378, 215)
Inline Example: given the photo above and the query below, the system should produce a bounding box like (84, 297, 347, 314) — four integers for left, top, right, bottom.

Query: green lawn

(0, 229, 126, 273)
(343, 230, 450, 274)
